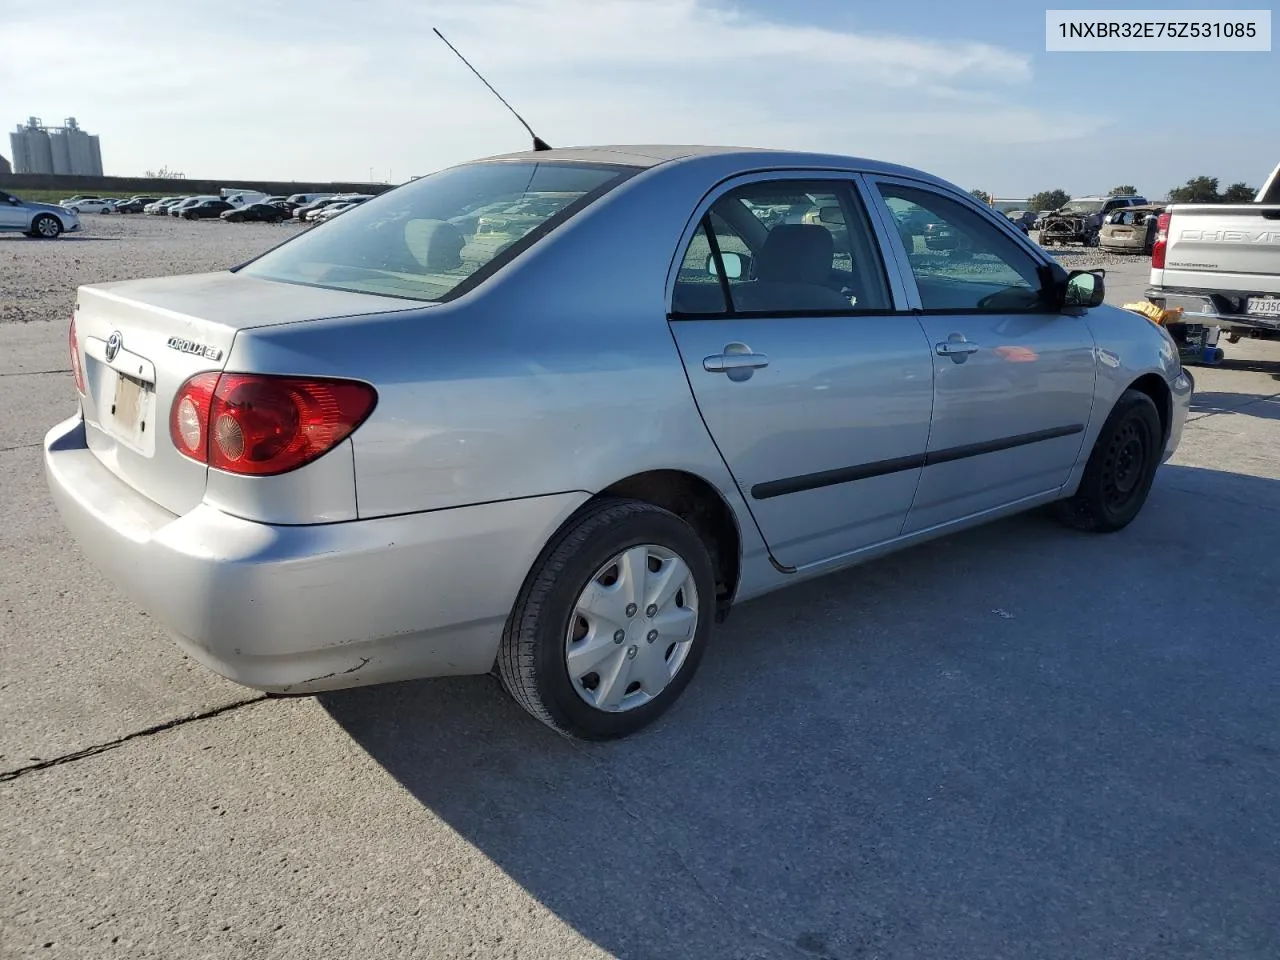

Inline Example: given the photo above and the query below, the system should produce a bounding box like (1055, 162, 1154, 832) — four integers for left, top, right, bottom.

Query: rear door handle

(703, 353, 770, 373)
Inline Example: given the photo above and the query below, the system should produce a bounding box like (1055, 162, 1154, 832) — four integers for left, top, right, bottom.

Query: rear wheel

(1053, 389, 1163, 532)
(29, 214, 62, 239)
(498, 498, 716, 740)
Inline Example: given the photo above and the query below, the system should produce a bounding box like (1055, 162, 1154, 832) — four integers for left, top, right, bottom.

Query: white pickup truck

(1146, 161, 1280, 344)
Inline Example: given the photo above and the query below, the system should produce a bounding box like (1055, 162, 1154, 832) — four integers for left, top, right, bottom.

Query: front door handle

(935, 336, 980, 362)
(703, 352, 770, 373)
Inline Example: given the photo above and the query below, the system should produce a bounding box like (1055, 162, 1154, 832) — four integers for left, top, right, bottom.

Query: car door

(865, 177, 1098, 534)
(0, 192, 27, 231)
(667, 173, 934, 570)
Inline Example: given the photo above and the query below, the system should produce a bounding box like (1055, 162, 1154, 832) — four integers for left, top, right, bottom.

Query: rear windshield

(239, 160, 639, 302)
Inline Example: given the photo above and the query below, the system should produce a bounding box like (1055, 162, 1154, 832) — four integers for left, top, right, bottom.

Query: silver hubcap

(565, 544, 698, 713)
(37, 218, 57, 237)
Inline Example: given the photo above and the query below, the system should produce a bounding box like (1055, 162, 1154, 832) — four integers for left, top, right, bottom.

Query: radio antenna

(433, 28, 552, 152)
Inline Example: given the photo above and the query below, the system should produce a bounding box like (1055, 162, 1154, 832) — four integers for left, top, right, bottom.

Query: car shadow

(1191, 390, 1280, 420)
(318, 465, 1280, 959)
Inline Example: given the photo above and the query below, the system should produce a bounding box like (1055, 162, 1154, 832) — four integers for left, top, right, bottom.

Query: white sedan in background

(62, 198, 117, 214)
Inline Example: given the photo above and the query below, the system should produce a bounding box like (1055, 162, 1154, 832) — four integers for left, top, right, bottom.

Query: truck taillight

(1151, 212, 1171, 268)
(170, 372, 377, 476)
(68, 316, 86, 395)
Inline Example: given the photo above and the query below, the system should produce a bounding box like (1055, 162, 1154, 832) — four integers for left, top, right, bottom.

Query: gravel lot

(3, 217, 1279, 960)
(0, 215, 308, 324)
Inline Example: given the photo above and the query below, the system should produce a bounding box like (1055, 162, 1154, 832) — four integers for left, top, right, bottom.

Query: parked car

(169, 196, 220, 216)
(311, 195, 373, 222)
(113, 196, 162, 214)
(46, 145, 1192, 740)
(1098, 204, 1164, 255)
(63, 198, 117, 215)
(295, 195, 356, 221)
(1005, 210, 1037, 233)
(0, 189, 82, 238)
(220, 202, 290, 223)
(58, 194, 102, 205)
(284, 192, 336, 208)
(1039, 194, 1150, 246)
(182, 199, 235, 220)
(145, 197, 187, 215)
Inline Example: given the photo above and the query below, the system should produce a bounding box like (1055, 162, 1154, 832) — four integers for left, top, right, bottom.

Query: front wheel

(1053, 389, 1163, 532)
(498, 498, 716, 740)
(29, 214, 62, 239)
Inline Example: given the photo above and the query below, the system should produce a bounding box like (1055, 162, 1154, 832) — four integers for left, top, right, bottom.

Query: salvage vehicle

(1040, 194, 1150, 246)
(1146, 161, 1280, 343)
(45, 145, 1192, 740)
(0, 189, 82, 238)
(1099, 204, 1164, 254)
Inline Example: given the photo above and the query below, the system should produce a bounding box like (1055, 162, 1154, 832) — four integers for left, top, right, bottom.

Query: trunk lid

(72, 271, 419, 515)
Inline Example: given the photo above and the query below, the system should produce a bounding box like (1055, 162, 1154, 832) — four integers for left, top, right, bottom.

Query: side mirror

(817, 205, 845, 226)
(707, 251, 748, 280)
(1065, 269, 1105, 308)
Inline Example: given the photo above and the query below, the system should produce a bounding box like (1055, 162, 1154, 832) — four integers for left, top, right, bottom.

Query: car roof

(470, 144, 955, 187)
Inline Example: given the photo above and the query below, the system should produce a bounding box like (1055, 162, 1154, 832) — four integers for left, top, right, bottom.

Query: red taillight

(170, 373, 377, 476)
(1151, 212, 1171, 269)
(68, 316, 86, 395)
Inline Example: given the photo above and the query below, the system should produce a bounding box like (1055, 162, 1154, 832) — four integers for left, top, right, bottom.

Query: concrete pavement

(3, 267, 1279, 959)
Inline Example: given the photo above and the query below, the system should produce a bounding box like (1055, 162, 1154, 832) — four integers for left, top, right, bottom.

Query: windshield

(239, 160, 639, 302)
(1060, 199, 1104, 214)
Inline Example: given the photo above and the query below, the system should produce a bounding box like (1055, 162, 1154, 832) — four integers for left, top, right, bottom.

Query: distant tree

(1109, 184, 1138, 196)
(1029, 189, 1071, 212)
(1167, 176, 1220, 203)
(1220, 182, 1257, 202)
(969, 189, 992, 205)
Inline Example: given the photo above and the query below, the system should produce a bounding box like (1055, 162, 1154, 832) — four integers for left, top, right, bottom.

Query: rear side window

(673, 179, 892, 316)
(239, 161, 639, 302)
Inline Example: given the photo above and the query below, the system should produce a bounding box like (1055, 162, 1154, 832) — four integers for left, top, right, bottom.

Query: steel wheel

(1100, 419, 1147, 511)
(1052, 388, 1162, 533)
(565, 544, 698, 713)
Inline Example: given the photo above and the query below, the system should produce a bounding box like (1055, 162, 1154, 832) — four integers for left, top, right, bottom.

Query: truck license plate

(1248, 296, 1280, 317)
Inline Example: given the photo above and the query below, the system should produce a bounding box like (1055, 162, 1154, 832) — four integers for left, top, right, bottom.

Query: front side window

(672, 179, 891, 316)
(877, 184, 1045, 312)
(240, 161, 639, 302)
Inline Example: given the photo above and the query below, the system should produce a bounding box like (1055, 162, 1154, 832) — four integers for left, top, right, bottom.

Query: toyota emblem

(105, 331, 123, 362)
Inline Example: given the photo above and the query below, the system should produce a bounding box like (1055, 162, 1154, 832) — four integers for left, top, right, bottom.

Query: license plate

(1247, 296, 1280, 317)
(108, 373, 151, 447)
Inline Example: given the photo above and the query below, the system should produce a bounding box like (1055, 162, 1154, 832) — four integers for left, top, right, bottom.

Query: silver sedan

(44, 145, 1192, 739)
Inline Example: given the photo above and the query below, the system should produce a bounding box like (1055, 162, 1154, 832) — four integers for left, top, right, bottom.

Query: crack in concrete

(0, 368, 72, 377)
(0, 696, 270, 783)
(568, 740, 835, 960)
(0, 441, 40, 453)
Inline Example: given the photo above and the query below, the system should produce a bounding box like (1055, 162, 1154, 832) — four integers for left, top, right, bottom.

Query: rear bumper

(44, 414, 587, 694)
(1145, 287, 1280, 333)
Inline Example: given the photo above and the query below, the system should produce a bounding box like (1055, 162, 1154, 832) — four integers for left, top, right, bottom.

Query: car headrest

(756, 224, 834, 286)
(404, 219, 465, 271)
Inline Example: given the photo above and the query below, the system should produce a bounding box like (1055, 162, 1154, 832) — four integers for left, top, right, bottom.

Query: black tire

(1053, 389, 1163, 532)
(498, 498, 716, 740)
(29, 214, 62, 239)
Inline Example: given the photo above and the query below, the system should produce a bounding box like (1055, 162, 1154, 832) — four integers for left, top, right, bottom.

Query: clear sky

(1, 0, 1274, 198)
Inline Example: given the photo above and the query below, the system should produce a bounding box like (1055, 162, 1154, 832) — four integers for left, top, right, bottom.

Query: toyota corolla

(44, 145, 1192, 739)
